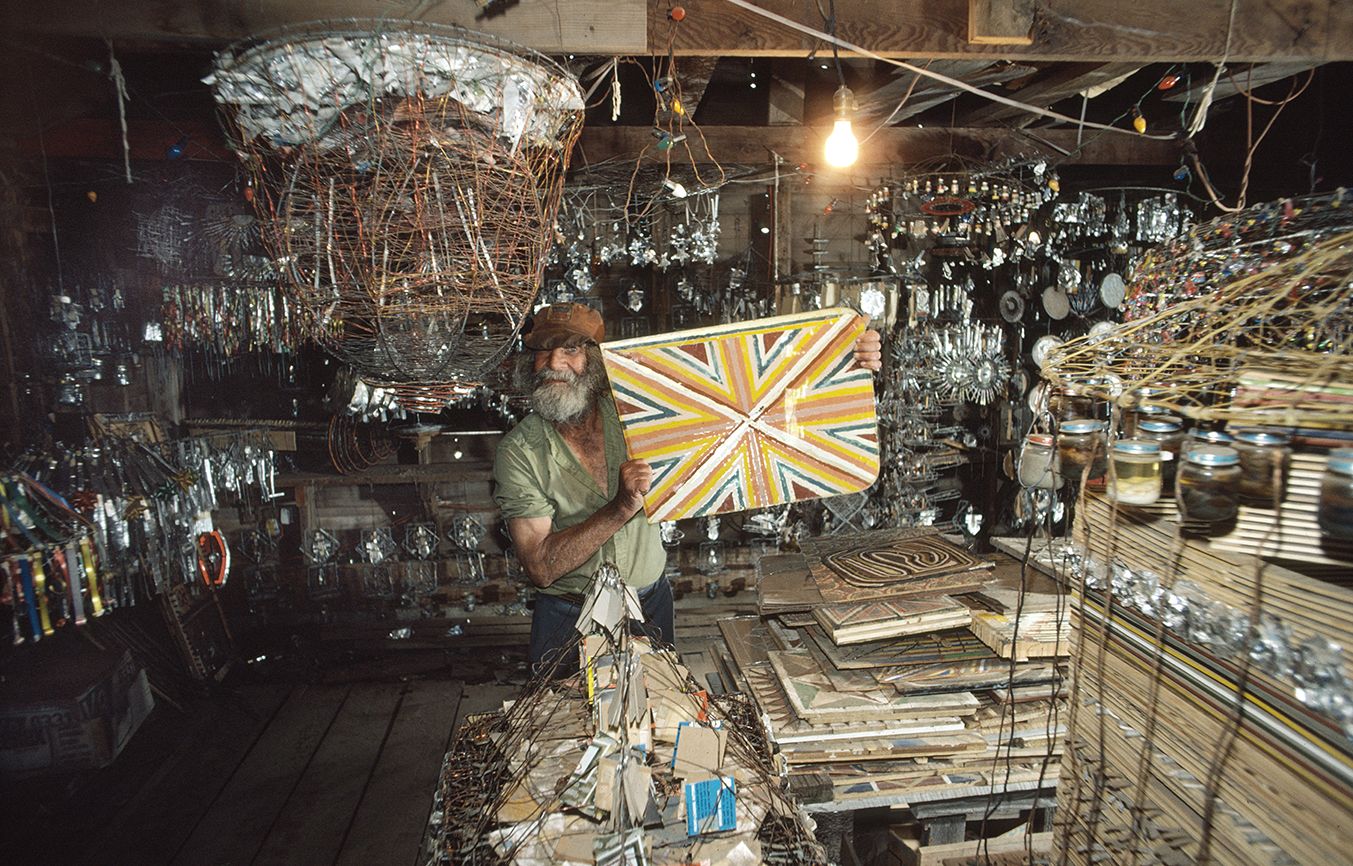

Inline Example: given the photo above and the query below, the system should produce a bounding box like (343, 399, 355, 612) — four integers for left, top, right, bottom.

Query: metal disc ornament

(1100, 272, 1126, 307)
(999, 290, 1025, 323)
(1042, 285, 1070, 320)
(1031, 334, 1064, 368)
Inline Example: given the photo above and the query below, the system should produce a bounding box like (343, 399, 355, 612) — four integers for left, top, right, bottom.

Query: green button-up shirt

(492, 397, 664, 598)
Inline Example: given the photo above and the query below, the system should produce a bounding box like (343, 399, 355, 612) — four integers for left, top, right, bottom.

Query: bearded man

(493, 303, 881, 673)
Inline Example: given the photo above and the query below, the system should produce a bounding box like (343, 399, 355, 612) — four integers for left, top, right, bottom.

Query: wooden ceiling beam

(656, 0, 1353, 63)
(7, 1, 1351, 63)
(575, 125, 1178, 168)
(1, 0, 649, 54)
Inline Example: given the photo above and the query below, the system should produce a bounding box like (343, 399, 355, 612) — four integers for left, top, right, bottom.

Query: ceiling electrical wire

(721, 0, 1175, 141)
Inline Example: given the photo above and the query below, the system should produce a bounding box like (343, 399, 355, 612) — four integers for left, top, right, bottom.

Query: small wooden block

(968, 0, 1035, 45)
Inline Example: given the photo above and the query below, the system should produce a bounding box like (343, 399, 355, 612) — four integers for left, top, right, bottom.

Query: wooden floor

(4, 595, 745, 866)
(8, 676, 518, 866)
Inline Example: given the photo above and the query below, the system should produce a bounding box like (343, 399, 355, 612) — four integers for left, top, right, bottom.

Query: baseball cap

(522, 303, 605, 350)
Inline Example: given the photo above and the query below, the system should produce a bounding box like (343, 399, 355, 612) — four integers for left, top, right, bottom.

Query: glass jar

(1231, 429, 1291, 504)
(1318, 449, 1353, 541)
(1018, 433, 1062, 489)
(1137, 416, 1186, 493)
(1050, 387, 1095, 422)
(1124, 403, 1173, 438)
(1188, 428, 1234, 448)
(1058, 419, 1106, 482)
(1109, 439, 1162, 505)
(1176, 446, 1242, 524)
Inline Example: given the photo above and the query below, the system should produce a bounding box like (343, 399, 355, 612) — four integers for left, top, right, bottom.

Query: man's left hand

(853, 329, 883, 372)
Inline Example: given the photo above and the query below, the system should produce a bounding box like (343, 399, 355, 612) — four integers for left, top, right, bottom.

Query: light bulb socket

(832, 84, 857, 118)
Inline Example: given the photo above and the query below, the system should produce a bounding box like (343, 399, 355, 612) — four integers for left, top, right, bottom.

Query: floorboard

(170, 684, 350, 866)
(335, 681, 464, 866)
(253, 683, 405, 866)
(90, 683, 292, 866)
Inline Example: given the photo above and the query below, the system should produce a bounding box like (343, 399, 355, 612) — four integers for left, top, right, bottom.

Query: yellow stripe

(80, 536, 104, 616)
(32, 554, 54, 636)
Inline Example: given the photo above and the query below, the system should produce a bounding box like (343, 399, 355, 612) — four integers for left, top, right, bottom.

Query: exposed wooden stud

(968, 0, 1035, 46)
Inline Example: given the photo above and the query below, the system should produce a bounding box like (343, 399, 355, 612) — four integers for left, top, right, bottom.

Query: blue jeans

(528, 577, 675, 675)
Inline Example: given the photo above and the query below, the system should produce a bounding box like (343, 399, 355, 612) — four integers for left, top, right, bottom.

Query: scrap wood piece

(743, 662, 964, 744)
(768, 649, 979, 724)
(813, 595, 973, 646)
(781, 731, 988, 764)
(968, 610, 1070, 660)
(804, 528, 990, 588)
(716, 616, 778, 679)
(805, 624, 994, 671)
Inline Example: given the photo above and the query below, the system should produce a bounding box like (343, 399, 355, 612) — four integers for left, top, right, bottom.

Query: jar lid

(1137, 404, 1172, 416)
(1189, 429, 1234, 445)
(1060, 419, 1104, 434)
(1139, 418, 1183, 433)
(1233, 429, 1291, 446)
(1113, 439, 1161, 455)
(1025, 433, 1054, 447)
(1183, 445, 1240, 467)
(1329, 448, 1353, 476)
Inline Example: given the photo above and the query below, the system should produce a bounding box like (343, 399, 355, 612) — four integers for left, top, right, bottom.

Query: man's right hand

(614, 459, 653, 519)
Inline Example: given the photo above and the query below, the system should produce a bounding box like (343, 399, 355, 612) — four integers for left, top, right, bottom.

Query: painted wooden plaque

(600, 308, 879, 523)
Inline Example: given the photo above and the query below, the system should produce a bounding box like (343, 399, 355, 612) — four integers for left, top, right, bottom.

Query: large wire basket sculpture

(208, 22, 584, 410)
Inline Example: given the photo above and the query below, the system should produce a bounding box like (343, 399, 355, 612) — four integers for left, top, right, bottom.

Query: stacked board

(999, 487, 1353, 866)
(724, 529, 1068, 819)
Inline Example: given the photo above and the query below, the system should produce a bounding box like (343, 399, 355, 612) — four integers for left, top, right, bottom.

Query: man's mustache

(536, 368, 579, 385)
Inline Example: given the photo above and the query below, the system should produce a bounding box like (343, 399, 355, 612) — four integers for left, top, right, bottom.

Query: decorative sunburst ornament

(929, 322, 1009, 405)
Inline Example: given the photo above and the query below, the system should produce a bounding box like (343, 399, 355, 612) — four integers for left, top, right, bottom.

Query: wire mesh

(209, 22, 585, 407)
(1042, 194, 1353, 428)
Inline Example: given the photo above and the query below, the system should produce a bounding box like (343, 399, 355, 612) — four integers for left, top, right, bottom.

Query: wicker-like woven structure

(1043, 195, 1353, 428)
(209, 22, 584, 409)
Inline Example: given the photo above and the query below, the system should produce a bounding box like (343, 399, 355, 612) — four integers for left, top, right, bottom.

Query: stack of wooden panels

(1058, 593, 1353, 866)
(1002, 493, 1353, 865)
(723, 529, 1068, 809)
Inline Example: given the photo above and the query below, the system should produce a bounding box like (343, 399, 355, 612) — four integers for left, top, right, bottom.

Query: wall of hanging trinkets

(2, 430, 275, 647)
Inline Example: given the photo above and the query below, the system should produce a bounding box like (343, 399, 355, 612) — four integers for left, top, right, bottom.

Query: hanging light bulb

(824, 84, 859, 169)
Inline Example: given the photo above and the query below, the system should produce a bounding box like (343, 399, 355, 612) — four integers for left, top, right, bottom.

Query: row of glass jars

(1018, 419, 1296, 523)
(1021, 423, 1353, 538)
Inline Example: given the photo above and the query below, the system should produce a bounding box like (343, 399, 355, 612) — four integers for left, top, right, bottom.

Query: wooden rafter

(1160, 62, 1323, 103)
(956, 62, 1141, 127)
(857, 61, 1037, 123)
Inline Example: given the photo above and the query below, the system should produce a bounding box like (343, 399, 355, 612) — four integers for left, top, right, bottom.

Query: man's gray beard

(529, 355, 606, 426)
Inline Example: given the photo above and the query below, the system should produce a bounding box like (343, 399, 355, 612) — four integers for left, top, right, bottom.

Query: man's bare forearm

(522, 501, 632, 587)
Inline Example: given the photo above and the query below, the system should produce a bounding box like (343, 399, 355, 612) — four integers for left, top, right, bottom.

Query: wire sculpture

(1042, 194, 1353, 428)
(209, 21, 585, 411)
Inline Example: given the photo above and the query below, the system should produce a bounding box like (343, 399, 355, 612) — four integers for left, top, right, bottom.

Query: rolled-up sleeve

(493, 432, 554, 521)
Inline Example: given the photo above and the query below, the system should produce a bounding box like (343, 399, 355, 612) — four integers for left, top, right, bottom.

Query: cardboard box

(0, 647, 154, 775)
